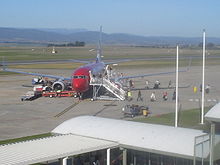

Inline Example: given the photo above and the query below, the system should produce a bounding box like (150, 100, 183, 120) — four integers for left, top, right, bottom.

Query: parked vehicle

(21, 91, 41, 101)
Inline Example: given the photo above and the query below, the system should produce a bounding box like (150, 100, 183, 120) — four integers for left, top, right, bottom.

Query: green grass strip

(0, 133, 52, 145)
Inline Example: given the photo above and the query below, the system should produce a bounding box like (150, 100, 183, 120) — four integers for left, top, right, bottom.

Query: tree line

(48, 41, 85, 47)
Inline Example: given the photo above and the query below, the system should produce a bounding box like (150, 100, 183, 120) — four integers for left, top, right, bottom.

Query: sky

(0, 0, 220, 37)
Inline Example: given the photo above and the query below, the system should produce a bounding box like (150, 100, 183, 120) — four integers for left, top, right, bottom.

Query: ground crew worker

(193, 86, 197, 93)
(127, 90, 132, 101)
(143, 106, 149, 117)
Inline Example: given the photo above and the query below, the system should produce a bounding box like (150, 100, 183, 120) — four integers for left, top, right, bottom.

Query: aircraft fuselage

(71, 62, 105, 94)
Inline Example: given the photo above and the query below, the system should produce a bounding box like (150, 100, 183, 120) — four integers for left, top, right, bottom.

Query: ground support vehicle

(122, 104, 150, 118)
(42, 90, 76, 98)
(21, 91, 41, 101)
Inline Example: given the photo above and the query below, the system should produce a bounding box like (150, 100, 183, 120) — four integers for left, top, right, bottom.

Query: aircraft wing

(69, 59, 131, 65)
(105, 56, 193, 65)
(131, 84, 191, 91)
(115, 68, 188, 81)
(3, 68, 71, 81)
(104, 59, 132, 65)
(69, 59, 91, 64)
(114, 57, 191, 81)
(104, 57, 177, 65)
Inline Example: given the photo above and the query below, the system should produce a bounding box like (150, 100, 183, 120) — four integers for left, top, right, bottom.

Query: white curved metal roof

(52, 116, 207, 159)
(205, 102, 220, 122)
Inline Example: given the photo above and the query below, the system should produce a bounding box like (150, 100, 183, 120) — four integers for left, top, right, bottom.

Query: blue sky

(0, 0, 220, 37)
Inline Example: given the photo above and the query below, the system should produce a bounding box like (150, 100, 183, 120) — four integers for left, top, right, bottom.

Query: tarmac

(0, 65, 220, 140)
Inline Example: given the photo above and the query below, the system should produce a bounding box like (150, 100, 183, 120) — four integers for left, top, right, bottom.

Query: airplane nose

(73, 79, 88, 92)
(74, 82, 80, 89)
(75, 83, 79, 88)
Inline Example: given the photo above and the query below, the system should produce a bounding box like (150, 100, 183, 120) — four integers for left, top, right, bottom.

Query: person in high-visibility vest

(193, 86, 197, 93)
(127, 90, 132, 101)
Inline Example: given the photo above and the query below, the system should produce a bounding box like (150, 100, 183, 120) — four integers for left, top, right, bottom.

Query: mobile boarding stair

(90, 77, 126, 101)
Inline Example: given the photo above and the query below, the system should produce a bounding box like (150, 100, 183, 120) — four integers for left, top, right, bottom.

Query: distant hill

(0, 27, 67, 42)
(38, 28, 88, 34)
(0, 27, 220, 46)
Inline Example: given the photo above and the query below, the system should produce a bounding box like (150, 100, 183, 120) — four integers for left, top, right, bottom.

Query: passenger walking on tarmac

(205, 84, 210, 94)
(109, 66, 113, 77)
(163, 91, 168, 101)
(172, 89, 176, 100)
(137, 90, 143, 101)
(145, 80, 149, 89)
(154, 80, 160, 89)
(150, 92, 156, 102)
(129, 80, 134, 89)
(168, 80, 172, 88)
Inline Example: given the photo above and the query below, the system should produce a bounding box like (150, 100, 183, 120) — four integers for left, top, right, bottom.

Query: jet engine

(52, 81, 67, 91)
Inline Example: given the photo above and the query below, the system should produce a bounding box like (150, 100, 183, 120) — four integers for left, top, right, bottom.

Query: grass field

(133, 107, 211, 130)
(1, 45, 220, 61)
(0, 46, 92, 61)
(0, 45, 220, 75)
(0, 71, 18, 75)
(8, 63, 82, 69)
(0, 46, 219, 72)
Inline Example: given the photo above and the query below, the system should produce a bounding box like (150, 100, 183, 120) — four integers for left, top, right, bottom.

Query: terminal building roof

(1, 112, 220, 164)
(205, 102, 220, 122)
(52, 116, 220, 160)
(0, 134, 118, 165)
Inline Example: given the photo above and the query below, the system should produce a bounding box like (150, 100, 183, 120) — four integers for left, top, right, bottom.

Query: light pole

(175, 45, 179, 127)
(201, 30, 206, 124)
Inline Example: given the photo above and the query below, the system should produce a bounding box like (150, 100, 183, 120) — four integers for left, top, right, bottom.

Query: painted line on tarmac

(0, 111, 9, 117)
(188, 98, 218, 102)
(54, 101, 80, 118)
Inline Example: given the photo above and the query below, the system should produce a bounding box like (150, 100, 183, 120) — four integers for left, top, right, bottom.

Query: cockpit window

(72, 75, 87, 79)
